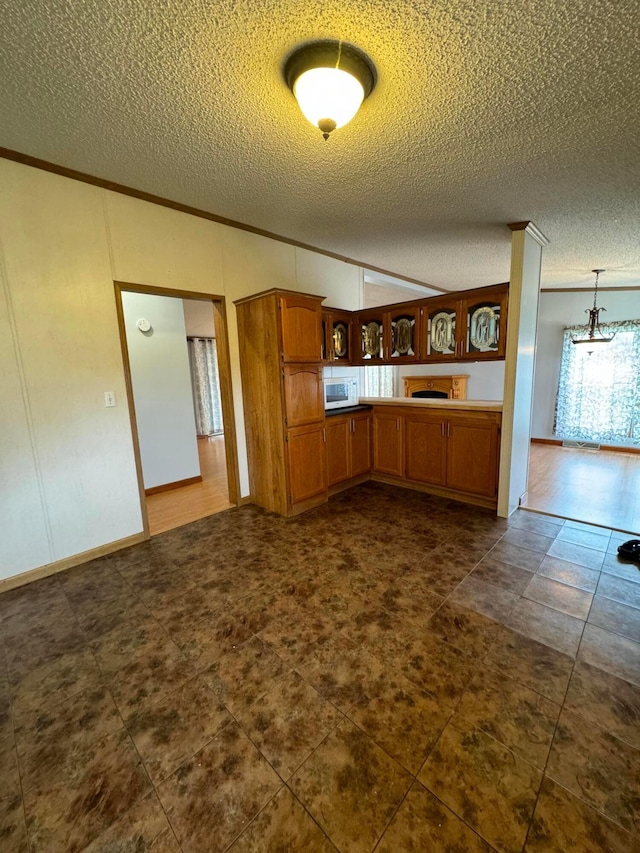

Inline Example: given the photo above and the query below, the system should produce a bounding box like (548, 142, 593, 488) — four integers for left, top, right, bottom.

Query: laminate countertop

(358, 397, 503, 413)
(324, 404, 373, 418)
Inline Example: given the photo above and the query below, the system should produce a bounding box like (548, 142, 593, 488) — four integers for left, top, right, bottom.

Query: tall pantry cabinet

(235, 289, 327, 516)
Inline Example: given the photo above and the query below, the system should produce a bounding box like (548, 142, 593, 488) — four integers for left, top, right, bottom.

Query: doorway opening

(114, 282, 240, 537)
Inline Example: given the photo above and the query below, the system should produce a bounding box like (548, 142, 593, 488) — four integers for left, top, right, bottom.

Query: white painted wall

(122, 292, 200, 489)
(498, 226, 545, 517)
(532, 289, 640, 443)
(398, 361, 505, 401)
(183, 299, 216, 338)
(0, 164, 143, 579)
(0, 159, 363, 581)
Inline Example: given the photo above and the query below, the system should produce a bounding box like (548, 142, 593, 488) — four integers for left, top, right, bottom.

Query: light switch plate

(104, 391, 116, 407)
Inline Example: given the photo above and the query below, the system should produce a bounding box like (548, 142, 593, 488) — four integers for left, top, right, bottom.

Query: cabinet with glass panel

(421, 284, 508, 362)
(357, 310, 385, 362)
(356, 303, 422, 363)
(322, 309, 353, 364)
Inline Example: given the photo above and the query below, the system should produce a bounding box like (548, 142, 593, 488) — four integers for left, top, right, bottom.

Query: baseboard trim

(531, 437, 640, 455)
(0, 533, 147, 594)
(144, 475, 203, 496)
(328, 474, 371, 497)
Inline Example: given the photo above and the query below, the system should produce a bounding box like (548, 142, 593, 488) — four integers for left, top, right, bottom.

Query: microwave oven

(324, 377, 359, 410)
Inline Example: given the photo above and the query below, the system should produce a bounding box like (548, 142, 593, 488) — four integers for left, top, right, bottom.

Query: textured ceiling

(1, 0, 639, 291)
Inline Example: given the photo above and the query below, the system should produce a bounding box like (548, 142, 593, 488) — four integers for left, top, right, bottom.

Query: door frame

(113, 281, 240, 538)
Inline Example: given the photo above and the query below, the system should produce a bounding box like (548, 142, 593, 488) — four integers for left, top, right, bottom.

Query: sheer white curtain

(554, 320, 640, 444)
(187, 337, 224, 436)
(364, 365, 395, 397)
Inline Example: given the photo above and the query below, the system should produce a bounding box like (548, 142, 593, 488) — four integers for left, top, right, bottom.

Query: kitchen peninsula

(327, 398, 502, 509)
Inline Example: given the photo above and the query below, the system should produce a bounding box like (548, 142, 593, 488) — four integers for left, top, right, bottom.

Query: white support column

(497, 221, 549, 517)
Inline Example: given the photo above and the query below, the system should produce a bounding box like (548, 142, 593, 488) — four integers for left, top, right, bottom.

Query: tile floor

(1, 482, 639, 852)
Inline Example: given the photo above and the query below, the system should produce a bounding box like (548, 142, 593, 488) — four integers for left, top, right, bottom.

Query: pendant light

(571, 269, 615, 352)
(284, 40, 376, 140)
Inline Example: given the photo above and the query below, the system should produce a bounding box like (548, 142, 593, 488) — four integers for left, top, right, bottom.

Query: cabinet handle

(322, 427, 326, 442)
(441, 422, 445, 437)
(447, 422, 451, 438)
(396, 418, 400, 431)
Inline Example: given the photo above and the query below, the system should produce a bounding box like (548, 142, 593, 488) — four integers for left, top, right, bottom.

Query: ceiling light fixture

(284, 40, 376, 140)
(571, 269, 615, 351)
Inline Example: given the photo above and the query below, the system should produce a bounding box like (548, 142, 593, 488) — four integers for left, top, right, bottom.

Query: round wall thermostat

(136, 318, 151, 332)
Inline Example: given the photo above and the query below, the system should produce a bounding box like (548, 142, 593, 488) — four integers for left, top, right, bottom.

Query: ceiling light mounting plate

(284, 39, 377, 139)
(284, 40, 377, 99)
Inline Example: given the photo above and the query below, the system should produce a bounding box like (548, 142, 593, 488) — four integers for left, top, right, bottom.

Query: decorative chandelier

(571, 269, 615, 351)
(284, 40, 376, 140)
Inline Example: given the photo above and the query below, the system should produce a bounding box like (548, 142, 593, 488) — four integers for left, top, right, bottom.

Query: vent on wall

(561, 440, 601, 450)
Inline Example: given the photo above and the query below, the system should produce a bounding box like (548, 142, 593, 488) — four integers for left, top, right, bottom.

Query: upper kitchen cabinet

(322, 308, 353, 364)
(460, 284, 508, 360)
(387, 303, 421, 362)
(421, 297, 458, 361)
(279, 291, 324, 362)
(356, 303, 421, 363)
(421, 284, 508, 362)
(357, 309, 385, 362)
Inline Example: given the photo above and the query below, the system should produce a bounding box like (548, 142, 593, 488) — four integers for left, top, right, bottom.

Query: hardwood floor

(146, 435, 233, 535)
(524, 442, 640, 535)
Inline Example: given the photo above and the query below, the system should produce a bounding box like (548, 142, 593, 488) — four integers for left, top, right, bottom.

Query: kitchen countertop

(358, 397, 503, 412)
(325, 404, 373, 417)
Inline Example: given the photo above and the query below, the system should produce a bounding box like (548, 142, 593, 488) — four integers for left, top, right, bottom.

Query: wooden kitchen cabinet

(235, 288, 327, 516)
(372, 411, 403, 477)
(387, 303, 421, 362)
(326, 412, 372, 487)
(364, 404, 501, 507)
(280, 292, 324, 362)
(350, 413, 372, 477)
(421, 296, 459, 361)
(404, 412, 447, 485)
(322, 308, 353, 364)
(461, 285, 508, 360)
(326, 416, 351, 486)
(287, 423, 327, 505)
(283, 365, 324, 426)
(420, 284, 508, 362)
(446, 416, 500, 498)
(357, 309, 385, 362)
(403, 407, 500, 501)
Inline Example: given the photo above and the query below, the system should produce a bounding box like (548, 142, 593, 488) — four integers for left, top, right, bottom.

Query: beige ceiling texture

(1, 0, 639, 291)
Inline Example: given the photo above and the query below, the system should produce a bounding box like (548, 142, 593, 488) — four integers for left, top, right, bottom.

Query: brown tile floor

(1, 482, 639, 852)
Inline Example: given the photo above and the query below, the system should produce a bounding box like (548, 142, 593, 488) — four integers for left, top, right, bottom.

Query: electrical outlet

(104, 391, 116, 407)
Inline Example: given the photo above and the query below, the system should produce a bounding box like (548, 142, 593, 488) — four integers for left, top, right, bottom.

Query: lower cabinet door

(446, 418, 499, 497)
(286, 423, 328, 506)
(372, 412, 403, 476)
(326, 417, 350, 486)
(405, 414, 447, 485)
(283, 365, 324, 426)
(350, 413, 372, 477)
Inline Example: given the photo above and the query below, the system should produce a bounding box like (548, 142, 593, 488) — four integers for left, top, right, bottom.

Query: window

(554, 320, 640, 445)
(364, 365, 395, 397)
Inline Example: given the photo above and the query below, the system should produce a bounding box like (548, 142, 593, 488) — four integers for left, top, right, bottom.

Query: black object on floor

(617, 539, 640, 563)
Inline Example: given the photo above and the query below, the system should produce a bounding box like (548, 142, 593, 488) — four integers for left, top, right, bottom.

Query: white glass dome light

(285, 41, 376, 140)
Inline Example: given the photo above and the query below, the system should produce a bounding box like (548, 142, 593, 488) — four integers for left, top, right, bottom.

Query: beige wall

(0, 159, 362, 580)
